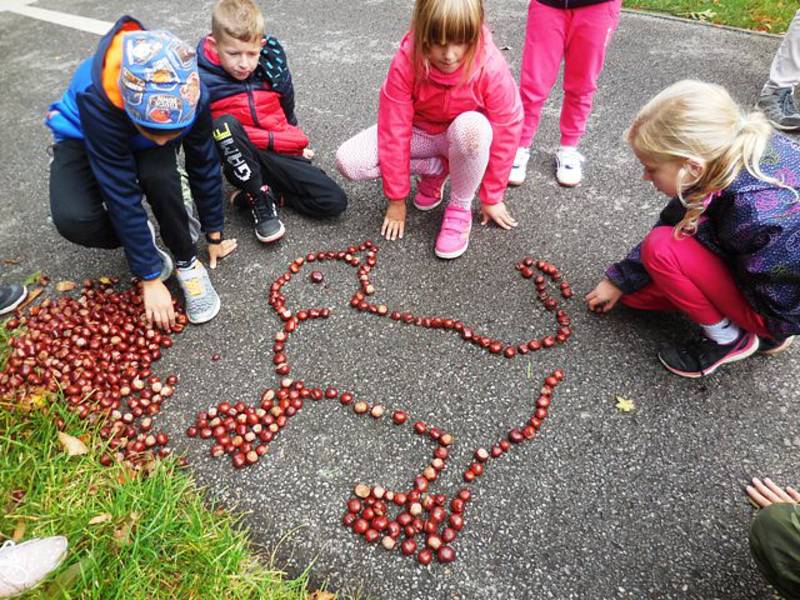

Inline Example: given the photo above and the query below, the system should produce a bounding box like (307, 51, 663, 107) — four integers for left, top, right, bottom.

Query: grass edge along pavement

(0, 317, 321, 599)
(622, 0, 795, 33)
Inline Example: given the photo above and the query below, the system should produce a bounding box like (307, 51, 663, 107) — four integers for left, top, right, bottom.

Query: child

(586, 80, 800, 378)
(508, 0, 621, 187)
(197, 0, 347, 244)
(336, 0, 522, 259)
(47, 18, 236, 329)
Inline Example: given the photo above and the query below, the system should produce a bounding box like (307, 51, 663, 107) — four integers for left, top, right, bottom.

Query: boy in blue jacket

(46, 17, 237, 328)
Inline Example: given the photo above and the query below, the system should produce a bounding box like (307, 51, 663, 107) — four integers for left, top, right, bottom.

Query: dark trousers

(750, 503, 800, 599)
(49, 139, 198, 263)
(212, 115, 347, 218)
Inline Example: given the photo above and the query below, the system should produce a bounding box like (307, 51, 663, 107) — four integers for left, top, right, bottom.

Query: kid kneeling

(46, 17, 236, 329)
(587, 80, 800, 378)
(198, 0, 348, 244)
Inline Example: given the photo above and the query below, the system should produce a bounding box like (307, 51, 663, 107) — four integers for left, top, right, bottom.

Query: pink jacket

(378, 27, 523, 205)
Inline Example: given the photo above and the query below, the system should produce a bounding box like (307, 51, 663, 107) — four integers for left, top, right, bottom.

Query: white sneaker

(508, 147, 530, 186)
(176, 261, 221, 324)
(0, 537, 68, 597)
(555, 147, 585, 187)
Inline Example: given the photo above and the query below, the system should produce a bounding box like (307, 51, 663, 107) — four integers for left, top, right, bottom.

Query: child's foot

(756, 87, 800, 131)
(657, 331, 759, 378)
(555, 147, 585, 187)
(0, 536, 68, 597)
(176, 261, 221, 324)
(434, 205, 472, 259)
(413, 174, 448, 211)
(758, 334, 795, 356)
(0, 284, 27, 315)
(508, 147, 530, 186)
(251, 188, 285, 243)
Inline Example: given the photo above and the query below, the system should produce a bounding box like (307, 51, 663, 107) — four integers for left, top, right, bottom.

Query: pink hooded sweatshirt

(378, 26, 523, 205)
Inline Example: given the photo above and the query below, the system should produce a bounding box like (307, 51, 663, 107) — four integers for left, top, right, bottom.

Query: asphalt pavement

(0, 1, 796, 598)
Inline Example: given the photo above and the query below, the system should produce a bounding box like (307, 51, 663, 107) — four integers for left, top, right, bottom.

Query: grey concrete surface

(0, 1, 797, 599)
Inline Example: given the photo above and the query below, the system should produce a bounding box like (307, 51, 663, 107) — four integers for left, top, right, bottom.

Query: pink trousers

(335, 111, 492, 205)
(519, 0, 621, 148)
(621, 227, 770, 337)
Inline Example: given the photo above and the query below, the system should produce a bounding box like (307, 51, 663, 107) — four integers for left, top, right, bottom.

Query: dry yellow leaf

(58, 431, 89, 456)
(98, 276, 112, 285)
(88, 513, 113, 525)
(12, 520, 26, 541)
(615, 395, 636, 413)
(55, 280, 77, 292)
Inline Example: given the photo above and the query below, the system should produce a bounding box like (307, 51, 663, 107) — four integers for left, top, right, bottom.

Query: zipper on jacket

(245, 81, 262, 129)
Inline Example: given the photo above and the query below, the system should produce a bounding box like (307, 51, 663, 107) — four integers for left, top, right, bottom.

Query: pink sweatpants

(335, 111, 492, 206)
(519, 0, 621, 148)
(621, 227, 770, 337)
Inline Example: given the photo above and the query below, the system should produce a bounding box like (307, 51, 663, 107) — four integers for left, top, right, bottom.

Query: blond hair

(411, 0, 484, 78)
(212, 0, 265, 44)
(627, 79, 793, 237)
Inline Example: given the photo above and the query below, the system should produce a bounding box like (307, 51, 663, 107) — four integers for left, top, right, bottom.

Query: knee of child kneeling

(334, 145, 356, 180)
(450, 112, 493, 156)
(51, 211, 98, 247)
(640, 226, 676, 267)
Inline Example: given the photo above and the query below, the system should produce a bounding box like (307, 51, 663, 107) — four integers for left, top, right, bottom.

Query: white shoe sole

(0, 286, 27, 315)
(760, 335, 795, 356)
(186, 296, 221, 324)
(256, 222, 286, 243)
(435, 239, 470, 260)
(658, 335, 760, 378)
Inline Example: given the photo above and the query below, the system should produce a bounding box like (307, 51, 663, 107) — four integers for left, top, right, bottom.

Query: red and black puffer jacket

(197, 35, 308, 155)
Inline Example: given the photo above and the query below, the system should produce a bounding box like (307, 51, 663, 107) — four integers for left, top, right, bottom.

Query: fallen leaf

(55, 280, 77, 292)
(2, 257, 22, 265)
(12, 519, 26, 541)
(88, 513, 113, 525)
(16, 288, 44, 312)
(615, 395, 636, 413)
(308, 592, 336, 600)
(58, 431, 89, 456)
(113, 512, 139, 547)
(23, 271, 42, 287)
(98, 276, 112, 285)
(38, 274, 50, 287)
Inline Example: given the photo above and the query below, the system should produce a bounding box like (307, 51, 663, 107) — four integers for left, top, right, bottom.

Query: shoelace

(252, 195, 276, 223)
(781, 88, 799, 116)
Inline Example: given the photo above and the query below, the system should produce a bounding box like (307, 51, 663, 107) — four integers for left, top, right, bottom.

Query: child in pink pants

(336, 0, 522, 260)
(587, 81, 800, 379)
(509, 0, 621, 188)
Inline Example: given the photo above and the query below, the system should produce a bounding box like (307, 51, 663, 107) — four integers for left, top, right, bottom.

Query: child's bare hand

(585, 279, 623, 313)
(381, 201, 407, 240)
(142, 279, 176, 330)
(480, 202, 518, 230)
(747, 477, 800, 508)
(303, 147, 315, 160)
(208, 238, 238, 269)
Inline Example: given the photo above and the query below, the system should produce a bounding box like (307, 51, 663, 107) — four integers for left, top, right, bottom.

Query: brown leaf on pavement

(55, 280, 77, 292)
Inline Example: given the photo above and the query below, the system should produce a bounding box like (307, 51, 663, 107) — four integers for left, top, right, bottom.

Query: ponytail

(627, 80, 798, 238)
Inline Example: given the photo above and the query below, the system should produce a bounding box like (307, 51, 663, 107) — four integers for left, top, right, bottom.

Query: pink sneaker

(435, 205, 472, 259)
(413, 174, 448, 211)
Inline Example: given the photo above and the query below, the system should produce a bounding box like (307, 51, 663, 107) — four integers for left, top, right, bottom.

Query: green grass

(623, 0, 796, 33)
(0, 322, 315, 599)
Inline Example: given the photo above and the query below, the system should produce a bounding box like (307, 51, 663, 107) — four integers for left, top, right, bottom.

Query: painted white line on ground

(0, 1, 110, 35)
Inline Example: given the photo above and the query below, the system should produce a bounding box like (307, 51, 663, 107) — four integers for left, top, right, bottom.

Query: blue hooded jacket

(46, 16, 224, 280)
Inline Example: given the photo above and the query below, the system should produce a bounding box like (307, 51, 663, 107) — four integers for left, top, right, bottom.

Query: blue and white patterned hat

(119, 30, 200, 130)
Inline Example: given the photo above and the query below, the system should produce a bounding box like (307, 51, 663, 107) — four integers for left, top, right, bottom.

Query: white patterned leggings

(336, 111, 492, 208)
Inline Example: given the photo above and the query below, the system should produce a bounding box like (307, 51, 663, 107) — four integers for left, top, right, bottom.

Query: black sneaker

(657, 332, 759, 378)
(0, 284, 27, 315)
(251, 188, 285, 243)
(756, 87, 800, 131)
(758, 335, 795, 356)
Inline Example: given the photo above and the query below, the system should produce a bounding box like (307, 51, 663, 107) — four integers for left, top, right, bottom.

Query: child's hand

(480, 202, 518, 230)
(208, 238, 238, 269)
(381, 201, 407, 240)
(142, 279, 176, 330)
(585, 279, 623, 313)
(303, 147, 315, 160)
(746, 477, 800, 508)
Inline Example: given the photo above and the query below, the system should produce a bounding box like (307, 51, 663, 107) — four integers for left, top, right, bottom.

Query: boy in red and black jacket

(198, 0, 347, 243)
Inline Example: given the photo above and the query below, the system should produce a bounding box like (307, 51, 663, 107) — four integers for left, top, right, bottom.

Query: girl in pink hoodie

(336, 0, 523, 259)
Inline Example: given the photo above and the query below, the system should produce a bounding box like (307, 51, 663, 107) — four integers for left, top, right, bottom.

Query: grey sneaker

(176, 261, 220, 324)
(0, 284, 27, 315)
(0, 536, 68, 597)
(147, 221, 174, 281)
(756, 87, 800, 131)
